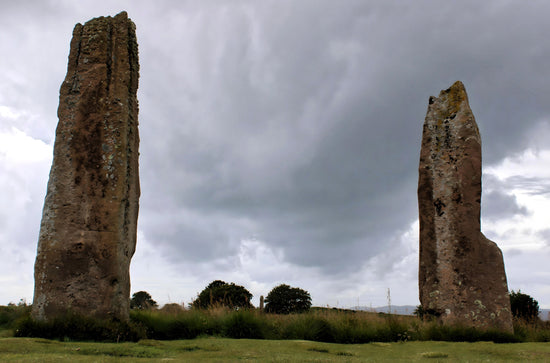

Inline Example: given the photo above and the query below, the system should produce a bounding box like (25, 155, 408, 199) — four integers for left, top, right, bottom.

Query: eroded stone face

(32, 12, 139, 321)
(418, 81, 513, 332)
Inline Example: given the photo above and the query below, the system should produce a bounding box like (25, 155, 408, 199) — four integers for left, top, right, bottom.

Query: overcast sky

(1, 0, 549, 310)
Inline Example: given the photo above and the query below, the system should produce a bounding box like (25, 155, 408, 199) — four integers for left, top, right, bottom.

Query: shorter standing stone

(418, 81, 513, 332)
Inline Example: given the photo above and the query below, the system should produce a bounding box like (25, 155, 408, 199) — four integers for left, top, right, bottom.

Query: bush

(413, 305, 440, 320)
(14, 313, 145, 342)
(0, 302, 31, 329)
(510, 290, 540, 322)
(191, 280, 253, 310)
(130, 291, 158, 310)
(159, 303, 185, 315)
(265, 284, 311, 314)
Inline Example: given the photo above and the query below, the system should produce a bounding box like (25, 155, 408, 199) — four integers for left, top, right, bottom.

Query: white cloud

(0, 127, 52, 164)
(484, 148, 550, 242)
(0, 105, 20, 120)
(0, 127, 52, 304)
(486, 148, 550, 182)
(482, 148, 550, 307)
(504, 247, 550, 307)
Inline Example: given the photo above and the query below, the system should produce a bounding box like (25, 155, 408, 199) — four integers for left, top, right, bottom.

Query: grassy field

(1, 336, 550, 362)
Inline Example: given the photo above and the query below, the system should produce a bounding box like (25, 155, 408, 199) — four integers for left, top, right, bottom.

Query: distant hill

(352, 305, 417, 316)
(540, 309, 549, 321)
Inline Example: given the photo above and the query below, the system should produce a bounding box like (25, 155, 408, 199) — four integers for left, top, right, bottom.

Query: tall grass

(513, 318, 550, 342)
(129, 307, 523, 343)
(10, 305, 549, 343)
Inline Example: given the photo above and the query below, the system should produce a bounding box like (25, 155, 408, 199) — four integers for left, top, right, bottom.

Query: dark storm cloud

(136, 1, 425, 273)
(131, 0, 550, 275)
(2, 0, 550, 298)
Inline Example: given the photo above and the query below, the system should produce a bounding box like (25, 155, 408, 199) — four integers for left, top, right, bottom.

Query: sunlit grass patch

(420, 351, 449, 358)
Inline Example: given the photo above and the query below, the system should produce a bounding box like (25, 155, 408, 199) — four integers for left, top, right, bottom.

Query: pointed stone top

(441, 80, 468, 103)
(448, 80, 465, 92)
(115, 11, 128, 19)
(428, 80, 470, 120)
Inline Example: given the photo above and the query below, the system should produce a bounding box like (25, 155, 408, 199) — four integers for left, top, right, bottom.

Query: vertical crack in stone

(105, 21, 113, 93)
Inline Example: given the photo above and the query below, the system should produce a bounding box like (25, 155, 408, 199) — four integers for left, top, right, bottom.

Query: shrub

(159, 303, 185, 315)
(14, 313, 145, 342)
(130, 291, 158, 310)
(510, 290, 540, 322)
(265, 284, 311, 314)
(0, 303, 31, 329)
(413, 305, 440, 320)
(191, 280, 253, 310)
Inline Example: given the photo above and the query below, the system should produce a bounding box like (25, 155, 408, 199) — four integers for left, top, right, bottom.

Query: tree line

(132, 284, 543, 323)
(130, 280, 312, 314)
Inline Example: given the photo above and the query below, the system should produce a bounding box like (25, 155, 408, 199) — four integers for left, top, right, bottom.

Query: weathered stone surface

(32, 12, 139, 321)
(418, 81, 513, 332)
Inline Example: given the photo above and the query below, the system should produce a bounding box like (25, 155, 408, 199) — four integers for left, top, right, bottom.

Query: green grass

(0, 337, 549, 362)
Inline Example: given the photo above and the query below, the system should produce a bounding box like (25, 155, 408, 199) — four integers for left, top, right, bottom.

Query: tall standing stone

(418, 81, 513, 332)
(32, 12, 139, 321)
